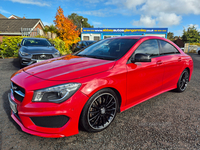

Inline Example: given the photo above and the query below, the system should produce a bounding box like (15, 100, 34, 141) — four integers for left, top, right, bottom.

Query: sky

(0, 0, 200, 36)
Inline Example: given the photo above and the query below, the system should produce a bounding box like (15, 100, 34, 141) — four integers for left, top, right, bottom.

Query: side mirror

(17, 43, 21, 47)
(52, 44, 55, 47)
(131, 53, 151, 63)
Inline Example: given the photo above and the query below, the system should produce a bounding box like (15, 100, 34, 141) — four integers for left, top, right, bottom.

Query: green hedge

(190, 43, 200, 46)
(0, 36, 24, 58)
(49, 38, 72, 55)
(0, 36, 71, 58)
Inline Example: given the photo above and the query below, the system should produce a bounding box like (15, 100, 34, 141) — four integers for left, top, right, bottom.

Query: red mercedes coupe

(9, 36, 193, 138)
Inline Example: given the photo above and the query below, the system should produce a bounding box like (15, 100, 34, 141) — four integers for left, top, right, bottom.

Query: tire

(80, 88, 119, 132)
(198, 51, 200, 55)
(175, 69, 189, 92)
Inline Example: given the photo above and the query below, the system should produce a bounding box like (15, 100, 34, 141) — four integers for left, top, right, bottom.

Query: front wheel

(80, 88, 119, 132)
(198, 50, 200, 55)
(175, 69, 189, 92)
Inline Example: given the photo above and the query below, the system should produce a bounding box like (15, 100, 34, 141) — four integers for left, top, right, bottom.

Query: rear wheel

(176, 69, 189, 92)
(198, 50, 200, 55)
(80, 88, 118, 132)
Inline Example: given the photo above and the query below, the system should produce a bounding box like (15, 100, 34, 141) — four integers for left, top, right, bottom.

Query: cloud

(9, 0, 50, 6)
(75, 9, 110, 17)
(0, 7, 11, 14)
(133, 15, 156, 27)
(74, 0, 200, 27)
(84, 0, 104, 3)
(188, 24, 200, 31)
(105, 0, 200, 27)
(157, 13, 182, 27)
(43, 21, 53, 26)
(92, 21, 102, 27)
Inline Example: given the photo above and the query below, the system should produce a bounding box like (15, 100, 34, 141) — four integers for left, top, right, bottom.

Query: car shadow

(2, 90, 21, 131)
(12, 58, 20, 69)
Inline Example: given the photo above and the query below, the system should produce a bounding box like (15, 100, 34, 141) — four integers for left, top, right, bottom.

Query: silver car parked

(18, 38, 60, 68)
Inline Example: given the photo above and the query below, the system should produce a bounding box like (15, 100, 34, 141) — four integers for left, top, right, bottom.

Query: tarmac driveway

(0, 53, 200, 150)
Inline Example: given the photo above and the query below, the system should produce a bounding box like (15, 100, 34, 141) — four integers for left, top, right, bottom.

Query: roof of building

(0, 19, 44, 33)
(8, 15, 22, 19)
(0, 14, 7, 19)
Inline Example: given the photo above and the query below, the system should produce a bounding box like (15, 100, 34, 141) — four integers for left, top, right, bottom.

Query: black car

(18, 38, 60, 68)
(74, 40, 96, 52)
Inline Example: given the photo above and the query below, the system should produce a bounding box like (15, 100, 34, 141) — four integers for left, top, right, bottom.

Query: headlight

(20, 51, 29, 56)
(54, 51, 60, 56)
(32, 83, 81, 103)
(55, 51, 60, 55)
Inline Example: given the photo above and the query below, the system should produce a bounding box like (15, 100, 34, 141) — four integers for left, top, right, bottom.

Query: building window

(104, 36, 112, 39)
(94, 36, 100, 41)
(83, 36, 89, 40)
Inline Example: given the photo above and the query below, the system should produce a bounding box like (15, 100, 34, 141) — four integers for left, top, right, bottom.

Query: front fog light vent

(30, 115, 69, 128)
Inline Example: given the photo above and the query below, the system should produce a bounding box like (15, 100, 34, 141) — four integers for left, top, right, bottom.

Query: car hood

(21, 46, 57, 53)
(23, 55, 115, 81)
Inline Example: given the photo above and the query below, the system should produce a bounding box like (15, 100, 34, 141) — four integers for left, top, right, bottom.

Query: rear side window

(134, 40, 159, 57)
(159, 40, 180, 55)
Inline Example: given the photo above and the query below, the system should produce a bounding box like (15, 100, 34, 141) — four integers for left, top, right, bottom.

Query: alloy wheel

(179, 71, 189, 91)
(87, 93, 117, 130)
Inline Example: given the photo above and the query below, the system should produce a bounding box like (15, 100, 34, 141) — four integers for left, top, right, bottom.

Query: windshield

(22, 39, 52, 46)
(76, 38, 138, 60)
(86, 41, 96, 45)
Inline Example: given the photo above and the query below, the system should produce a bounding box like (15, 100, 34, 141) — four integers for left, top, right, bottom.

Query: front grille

(11, 82, 25, 102)
(30, 115, 69, 128)
(32, 54, 53, 60)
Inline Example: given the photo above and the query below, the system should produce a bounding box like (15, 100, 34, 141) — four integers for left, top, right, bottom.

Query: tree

(54, 7, 80, 51)
(68, 13, 93, 31)
(43, 25, 57, 39)
(167, 32, 174, 41)
(182, 25, 200, 43)
(48, 25, 57, 34)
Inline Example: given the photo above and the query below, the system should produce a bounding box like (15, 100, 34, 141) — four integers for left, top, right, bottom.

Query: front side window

(159, 40, 180, 55)
(134, 40, 159, 57)
(76, 39, 138, 60)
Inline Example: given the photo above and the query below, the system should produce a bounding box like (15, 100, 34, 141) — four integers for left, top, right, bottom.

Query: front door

(126, 39, 165, 107)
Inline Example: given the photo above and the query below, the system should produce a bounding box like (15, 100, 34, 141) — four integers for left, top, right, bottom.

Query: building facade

(81, 28, 168, 41)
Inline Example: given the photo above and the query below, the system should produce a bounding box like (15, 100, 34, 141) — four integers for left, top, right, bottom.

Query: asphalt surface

(0, 53, 200, 150)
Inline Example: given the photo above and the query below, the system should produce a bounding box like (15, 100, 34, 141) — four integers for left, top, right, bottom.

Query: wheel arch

(78, 87, 122, 131)
(185, 67, 191, 81)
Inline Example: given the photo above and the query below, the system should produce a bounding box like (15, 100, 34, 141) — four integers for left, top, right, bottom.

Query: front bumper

(19, 54, 60, 66)
(8, 87, 89, 138)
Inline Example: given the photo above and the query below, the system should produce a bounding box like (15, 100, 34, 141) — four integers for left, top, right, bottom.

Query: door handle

(178, 57, 182, 62)
(157, 60, 163, 65)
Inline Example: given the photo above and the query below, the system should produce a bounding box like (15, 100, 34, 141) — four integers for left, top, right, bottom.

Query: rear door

(126, 39, 165, 106)
(158, 40, 184, 90)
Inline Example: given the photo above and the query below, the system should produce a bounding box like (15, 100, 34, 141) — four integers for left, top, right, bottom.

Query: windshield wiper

(77, 54, 115, 60)
(77, 54, 89, 57)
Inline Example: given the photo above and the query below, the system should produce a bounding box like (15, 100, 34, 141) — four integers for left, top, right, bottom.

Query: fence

(184, 43, 199, 53)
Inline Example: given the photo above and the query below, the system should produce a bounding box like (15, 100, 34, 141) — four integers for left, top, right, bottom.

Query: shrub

(0, 36, 71, 58)
(0, 36, 24, 58)
(190, 43, 200, 46)
(49, 37, 72, 55)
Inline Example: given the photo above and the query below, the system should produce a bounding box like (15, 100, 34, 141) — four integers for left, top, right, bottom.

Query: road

(0, 53, 200, 150)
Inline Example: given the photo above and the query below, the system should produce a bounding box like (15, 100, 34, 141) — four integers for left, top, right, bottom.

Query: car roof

(110, 35, 166, 40)
(22, 38, 47, 40)
(82, 40, 96, 42)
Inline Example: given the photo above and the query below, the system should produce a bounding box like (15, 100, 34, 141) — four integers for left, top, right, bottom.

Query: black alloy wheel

(176, 69, 189, 92)
(80, 88, 118, 132)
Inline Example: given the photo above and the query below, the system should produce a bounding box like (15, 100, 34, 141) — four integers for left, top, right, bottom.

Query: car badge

(40, 54, 46, 58)
(12, 86, 17, 90)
